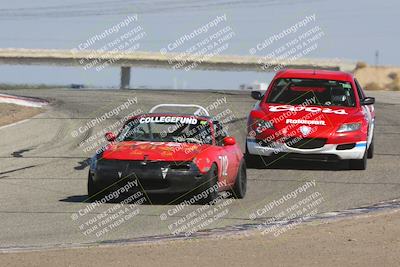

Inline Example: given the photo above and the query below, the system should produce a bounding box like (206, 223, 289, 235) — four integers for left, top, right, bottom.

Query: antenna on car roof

(313, 64, 316, 75)
(149, 104, 210, 116)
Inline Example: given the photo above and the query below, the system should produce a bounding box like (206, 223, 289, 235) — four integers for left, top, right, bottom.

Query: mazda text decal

(269, 105, 348, 115)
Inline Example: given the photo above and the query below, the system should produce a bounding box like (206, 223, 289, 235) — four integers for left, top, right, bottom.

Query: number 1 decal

(219, 155, 229, 176)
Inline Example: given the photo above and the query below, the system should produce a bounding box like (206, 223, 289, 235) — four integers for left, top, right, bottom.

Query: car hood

(102, 141, 209, 161)
(253, 104, 365, 138)
(261, 104, 363, 125)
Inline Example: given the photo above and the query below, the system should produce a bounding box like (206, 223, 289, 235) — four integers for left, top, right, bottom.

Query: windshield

(117, 115, 213, 145)
(266, 78, 356, 107)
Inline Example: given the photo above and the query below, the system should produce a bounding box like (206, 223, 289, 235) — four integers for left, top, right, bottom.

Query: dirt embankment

(354, 64, 400, 91)
(0, 103, 43, 127)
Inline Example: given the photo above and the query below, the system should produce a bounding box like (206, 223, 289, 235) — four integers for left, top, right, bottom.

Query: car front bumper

(92, 159, 208, 194)
(246, 138, 367, 160)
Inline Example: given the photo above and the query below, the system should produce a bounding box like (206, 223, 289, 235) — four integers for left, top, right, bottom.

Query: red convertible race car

(247, 69, 375, 170)
(88, 104, 246, 202)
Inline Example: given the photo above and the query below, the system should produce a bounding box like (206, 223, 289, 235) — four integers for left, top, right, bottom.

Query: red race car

(88, 104, 246, 202)
(247, 69, 375, 170)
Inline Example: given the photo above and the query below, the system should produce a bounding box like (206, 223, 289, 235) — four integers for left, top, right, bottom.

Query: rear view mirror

(361, 97, 375, 105)
(105, 132, 116, 142)
(223, 136, 236, 146)
(251, 91, 263, 100)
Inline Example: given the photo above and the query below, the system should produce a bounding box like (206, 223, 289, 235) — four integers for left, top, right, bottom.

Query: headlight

(337, 123, 361, 133)
(254, 119, 274, 133)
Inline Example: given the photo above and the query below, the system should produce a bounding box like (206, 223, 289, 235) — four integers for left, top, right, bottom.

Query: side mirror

(361, 97, 375, 105)
(223, 136, 236, 146)
(105, 132, 116, 142)
(251, 91, 263, 100)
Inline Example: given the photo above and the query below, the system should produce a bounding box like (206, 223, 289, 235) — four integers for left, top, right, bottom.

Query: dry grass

(354, 66, 400, 91)
(0, 103, 43, 127)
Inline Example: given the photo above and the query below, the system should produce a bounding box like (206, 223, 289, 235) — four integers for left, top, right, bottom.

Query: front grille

(285, 138, 326, 149)
(99, 160, 192, 170)
(276, 152, 339, 162)
(97, 160, 196, 183)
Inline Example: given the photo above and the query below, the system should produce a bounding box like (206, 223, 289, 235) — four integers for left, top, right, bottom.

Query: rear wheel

(231, 159, 247, 199)
(349, 149, 367, 170)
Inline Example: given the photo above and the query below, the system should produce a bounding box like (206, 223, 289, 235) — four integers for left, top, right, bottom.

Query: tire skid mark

(11, 147, 34, 158)
(0, 198, 400, 253)
(0, 165, 37, 176)
(73, 126, 93, 149)
(247, 178, 400, 185)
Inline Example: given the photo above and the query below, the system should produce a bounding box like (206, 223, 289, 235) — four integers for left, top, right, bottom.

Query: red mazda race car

(88, 104, 246, 202)
(246, 69, 375, 170)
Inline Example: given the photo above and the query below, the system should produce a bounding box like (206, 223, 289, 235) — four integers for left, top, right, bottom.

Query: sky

(0, 0, 398, 89)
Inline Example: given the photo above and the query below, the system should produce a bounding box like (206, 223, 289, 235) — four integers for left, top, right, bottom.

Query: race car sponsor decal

(218, 155, 229, 177)
(269, 105, 348, 115)
(286, 119, 326, 125)
(139, 116, 198, 124)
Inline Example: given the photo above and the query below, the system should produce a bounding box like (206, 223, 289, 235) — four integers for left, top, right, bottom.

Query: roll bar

(149, 104, 210, 116)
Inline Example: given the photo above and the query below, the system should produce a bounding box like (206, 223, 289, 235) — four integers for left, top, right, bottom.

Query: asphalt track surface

(0, 88, 399, 249)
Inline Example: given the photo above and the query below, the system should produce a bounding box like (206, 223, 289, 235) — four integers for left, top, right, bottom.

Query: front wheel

(367, 137, 374, 159)
(349, 150, 367, 170)
(196, 164, 219, 204)
(87, 172, 102, 200)
(231, 159, 247, 199)
(245, 143, 267, 168)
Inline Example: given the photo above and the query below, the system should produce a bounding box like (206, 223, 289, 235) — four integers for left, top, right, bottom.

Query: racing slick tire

(231, 159, 247, 199)
(367, 136, 374, 159)
(245, 143, 267, 168)
(87, 172, 102, 200)
(197, 163, 219, 204)
(245, 153, 262, 168)
(349, 149, 367, 170)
